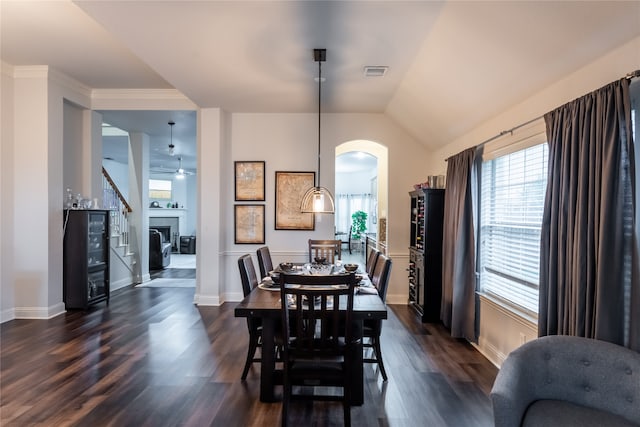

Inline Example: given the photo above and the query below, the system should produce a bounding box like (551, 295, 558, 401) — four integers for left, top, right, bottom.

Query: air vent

(363, 66, 388, 77)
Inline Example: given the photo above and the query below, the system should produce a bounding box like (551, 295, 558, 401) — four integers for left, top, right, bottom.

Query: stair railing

(102, 167, 132, 248)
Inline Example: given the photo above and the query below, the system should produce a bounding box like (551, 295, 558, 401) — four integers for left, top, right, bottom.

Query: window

(479, 135, 548, 316)
(149, 179, 172, 200)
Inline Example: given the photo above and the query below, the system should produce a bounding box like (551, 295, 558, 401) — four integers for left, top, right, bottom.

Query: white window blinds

(479, 135, 548, 315)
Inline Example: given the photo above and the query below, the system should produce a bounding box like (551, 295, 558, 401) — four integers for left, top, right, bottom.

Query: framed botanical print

(275, 171, 315, 230)
(235, 161, 265, 201)
(234, 204, 265, 244)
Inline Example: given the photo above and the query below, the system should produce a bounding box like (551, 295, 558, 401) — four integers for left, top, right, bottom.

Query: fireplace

(149, 217, 179, 252)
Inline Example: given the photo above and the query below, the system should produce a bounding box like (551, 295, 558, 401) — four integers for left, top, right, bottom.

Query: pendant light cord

(316, 59, 322, 188)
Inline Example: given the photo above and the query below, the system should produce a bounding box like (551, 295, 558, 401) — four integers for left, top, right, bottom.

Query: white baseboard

(194, 293, 220, 306)
(1, 308, 16, 323)
(475, 336, 507, 368)
(222, 291, 245, 303)
(386, 293, 408, 305)
(110, 277, 133, 292)
(13, 302, 66, 320)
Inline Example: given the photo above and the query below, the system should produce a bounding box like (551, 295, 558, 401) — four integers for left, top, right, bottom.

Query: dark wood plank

(0, 286, 498, 426)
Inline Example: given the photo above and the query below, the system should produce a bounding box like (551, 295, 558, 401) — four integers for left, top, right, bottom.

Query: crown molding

(48, 67, 92, 99)
(9, 65, 93, 100)
(12, 65, 49, 79)
(91, 89, 197, 111)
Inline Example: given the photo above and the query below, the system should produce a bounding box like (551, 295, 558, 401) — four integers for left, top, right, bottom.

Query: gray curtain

(540, 78, 639, 350)
(441, 147, 477, 340)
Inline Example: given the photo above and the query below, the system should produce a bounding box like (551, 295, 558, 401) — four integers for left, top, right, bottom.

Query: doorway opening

(335, 141, 389, 269)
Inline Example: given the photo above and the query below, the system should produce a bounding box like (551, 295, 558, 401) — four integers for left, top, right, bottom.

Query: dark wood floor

(1, 279, 498, 426)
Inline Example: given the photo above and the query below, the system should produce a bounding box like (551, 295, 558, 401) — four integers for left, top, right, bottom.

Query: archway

(335, 140, 389, 265)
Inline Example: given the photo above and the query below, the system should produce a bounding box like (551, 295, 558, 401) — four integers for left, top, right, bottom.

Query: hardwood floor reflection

(149, 267, 196, 280)
(0, 285, 497, 426)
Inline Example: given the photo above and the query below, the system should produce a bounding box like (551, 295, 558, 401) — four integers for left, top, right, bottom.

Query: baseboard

(110, 277, 133, 292)
(386, 293, 408, 305)
(222, 291, 245, 303)
(475, 336, 506, 368)
(13, 302, 66, 320)
(194, 293, 220, 306)
(1, 308, 16, 323)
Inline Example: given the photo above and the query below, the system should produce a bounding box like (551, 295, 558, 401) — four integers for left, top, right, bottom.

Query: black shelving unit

(63, 209, 110, 310)
(408, 189, 444, 322)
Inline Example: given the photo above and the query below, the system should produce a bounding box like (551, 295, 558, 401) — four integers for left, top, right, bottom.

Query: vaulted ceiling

(3, 1, 639, 172)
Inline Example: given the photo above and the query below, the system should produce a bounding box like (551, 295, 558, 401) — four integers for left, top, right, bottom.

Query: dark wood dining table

(234, 274, 388, 405)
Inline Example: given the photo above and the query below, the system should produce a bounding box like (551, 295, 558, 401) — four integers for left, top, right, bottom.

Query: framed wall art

(275, 171, 315, 230)
(234, 204, 265, 244)
(235, 161, 265, 201)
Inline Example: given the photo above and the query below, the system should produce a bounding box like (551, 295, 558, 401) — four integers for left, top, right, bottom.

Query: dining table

(234, 263, 388, 405)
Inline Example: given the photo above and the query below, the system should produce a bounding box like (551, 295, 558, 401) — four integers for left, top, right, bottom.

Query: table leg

(260, 317, 278, 402)
(352, 320, 364, 405)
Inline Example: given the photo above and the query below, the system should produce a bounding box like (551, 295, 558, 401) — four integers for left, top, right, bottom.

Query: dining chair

(308, 239, 342, 264)
(335, 226, 353, 255)
(238, 254, 262, 380)
(363, 255, 392, 381)
(365, 247, 380, 277)
(256, 246, 274, 278)
(275, 271, 358, 427)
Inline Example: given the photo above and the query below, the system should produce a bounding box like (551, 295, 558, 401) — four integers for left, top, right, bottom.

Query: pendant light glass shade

(301, 48, 335, 214)
(301, 186, 335, 213)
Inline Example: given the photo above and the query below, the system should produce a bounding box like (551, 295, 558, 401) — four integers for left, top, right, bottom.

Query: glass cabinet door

(87, 212, 107, 267)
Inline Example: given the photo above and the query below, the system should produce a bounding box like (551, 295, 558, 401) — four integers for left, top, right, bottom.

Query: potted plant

(351, 210, 368, 241)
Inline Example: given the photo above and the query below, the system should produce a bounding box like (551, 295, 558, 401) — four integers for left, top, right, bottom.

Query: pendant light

(301, 48, 335, 214)
(168, 121, 176, 156)
(175, 157, 185, 179)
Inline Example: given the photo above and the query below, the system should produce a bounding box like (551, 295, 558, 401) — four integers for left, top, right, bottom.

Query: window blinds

(479, 141, 548, 315)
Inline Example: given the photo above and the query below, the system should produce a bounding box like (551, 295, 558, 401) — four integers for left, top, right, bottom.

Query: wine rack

(408, 189, 445, 322)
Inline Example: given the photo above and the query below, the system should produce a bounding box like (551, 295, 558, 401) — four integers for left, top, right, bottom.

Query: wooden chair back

(238, 254, 259, 297)
(256, 246, 274, 278)
(276, 271, 357, 425)
(366, 248, 381, 277)
(308, 239, 342, 264)
(276, 271, 357, 359)
(370, 255, 392, 302)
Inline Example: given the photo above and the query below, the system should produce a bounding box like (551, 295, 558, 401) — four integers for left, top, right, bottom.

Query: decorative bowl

(309, 263, 332, 275)
(314, 257, 327, 264)
(279, 262, 294, 272)
(344, 263, 359, 273)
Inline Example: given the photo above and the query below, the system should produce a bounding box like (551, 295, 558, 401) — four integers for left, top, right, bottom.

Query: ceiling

(3, 1, 640, 173)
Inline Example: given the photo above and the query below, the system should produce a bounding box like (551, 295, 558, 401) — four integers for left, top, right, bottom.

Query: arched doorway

(335, 140, 389, 266)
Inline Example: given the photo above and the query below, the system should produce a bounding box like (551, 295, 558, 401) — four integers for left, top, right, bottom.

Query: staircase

(102, 167, 137, 289)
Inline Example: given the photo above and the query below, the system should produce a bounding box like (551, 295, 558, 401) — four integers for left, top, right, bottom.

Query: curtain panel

(441, 147, 478, 340)
(540, 78, 639, 350)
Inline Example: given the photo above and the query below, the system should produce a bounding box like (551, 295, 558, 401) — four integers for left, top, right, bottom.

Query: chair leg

(281, 376, 290, 427)
(343, 402, 350, 427)
(241, 332, 259, 380)
(343, 378, 351, 427)
(372, 336, 388, 381)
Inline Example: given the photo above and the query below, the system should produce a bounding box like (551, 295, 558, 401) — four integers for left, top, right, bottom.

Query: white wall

(2, 65, 94, 321)
(13, 68, 56, 316)
(103, 158, 129, 200)
(217, 113, 430, 303)
(63, 102, 84, 198)
(1, 62, 15, 321)
(427, 35, 640, 367)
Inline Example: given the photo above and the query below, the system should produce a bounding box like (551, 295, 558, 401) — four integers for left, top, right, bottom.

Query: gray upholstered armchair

(491, 335, 640, 427)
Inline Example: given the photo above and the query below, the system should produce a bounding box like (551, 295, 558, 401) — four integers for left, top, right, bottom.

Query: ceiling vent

(363, 66, 388, 77)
